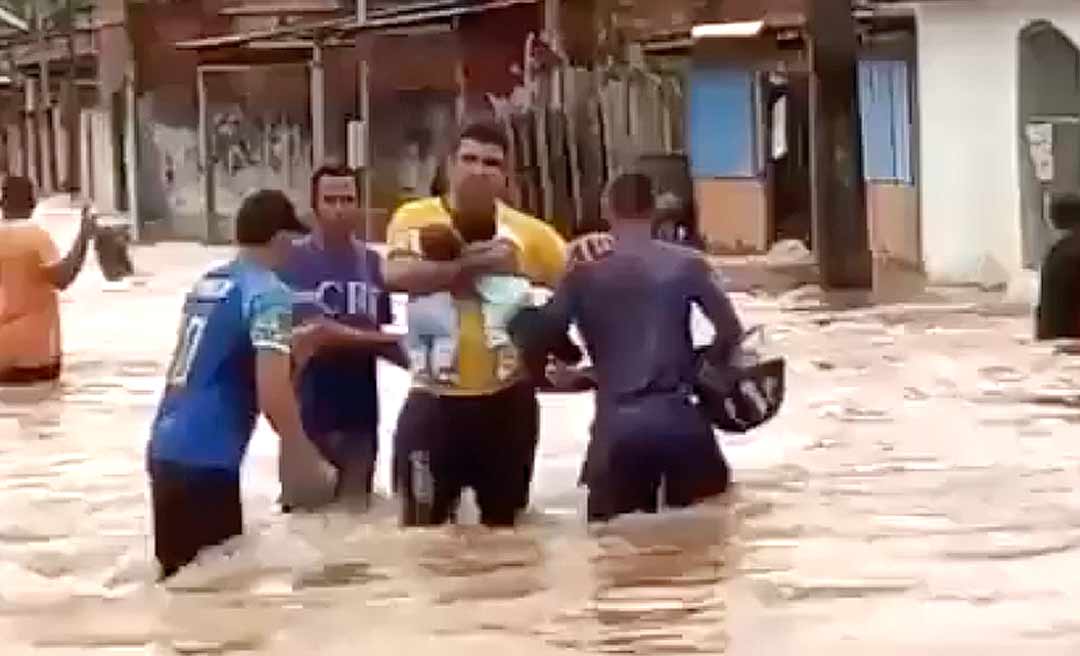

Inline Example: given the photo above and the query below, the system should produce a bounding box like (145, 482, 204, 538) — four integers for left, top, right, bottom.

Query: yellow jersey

(387, 197, 567, 396)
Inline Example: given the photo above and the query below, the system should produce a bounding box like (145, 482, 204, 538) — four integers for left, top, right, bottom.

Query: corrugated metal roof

(219, 2, 349, 17)
(176, 0, 538, 50)
(0, 6, 28, 33)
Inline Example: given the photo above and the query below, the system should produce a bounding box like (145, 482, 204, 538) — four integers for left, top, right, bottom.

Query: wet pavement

(3, 226, 1080, 654)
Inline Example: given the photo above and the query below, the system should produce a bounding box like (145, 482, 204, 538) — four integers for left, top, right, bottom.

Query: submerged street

(3, 229, 1080, 655)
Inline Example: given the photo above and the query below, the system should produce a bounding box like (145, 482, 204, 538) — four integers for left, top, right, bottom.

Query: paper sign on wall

(1026, 122, 1054, 182)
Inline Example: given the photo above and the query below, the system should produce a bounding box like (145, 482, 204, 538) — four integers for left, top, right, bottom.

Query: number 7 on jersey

(166, 314, 208, 387)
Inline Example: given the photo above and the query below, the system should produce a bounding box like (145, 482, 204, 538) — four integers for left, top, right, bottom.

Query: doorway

(1019, 20, 1080, 268)
(763, 72, 813, 247)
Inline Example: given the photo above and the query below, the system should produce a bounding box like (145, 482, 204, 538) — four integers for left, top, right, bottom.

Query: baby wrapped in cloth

(405, 178, 532, 385)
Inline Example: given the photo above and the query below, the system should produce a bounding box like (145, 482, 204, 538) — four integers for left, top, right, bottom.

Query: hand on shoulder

(568, 232, 614, 269)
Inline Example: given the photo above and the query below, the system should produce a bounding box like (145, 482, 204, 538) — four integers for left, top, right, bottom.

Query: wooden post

(807, 0, 872, 289)
(79, 108, 91, 202)
(196, 67, 215, 242)
(357, 0, 372, 240)
(24, 77, 38, 189)
(310, 42, 325, 168)
(39, 55, 55, 194)
(124, 59, 140, 242)
(65, 0, 78, 193)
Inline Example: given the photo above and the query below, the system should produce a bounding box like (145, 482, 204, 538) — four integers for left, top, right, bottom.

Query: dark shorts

(392, 381, 539, 527)
(0, 361, 61, 385)
(583, 394, 731, 523)
(148, 459, 242, 580)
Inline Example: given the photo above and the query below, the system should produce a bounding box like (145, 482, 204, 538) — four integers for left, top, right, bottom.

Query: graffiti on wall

(144, 105, 313, 233)
(208, 106, 312, 216)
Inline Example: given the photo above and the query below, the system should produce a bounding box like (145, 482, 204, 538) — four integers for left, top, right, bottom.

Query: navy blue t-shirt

(149, 258, 293, 471)
(278, 235, 391, 440)
(538, 236, 744, 407)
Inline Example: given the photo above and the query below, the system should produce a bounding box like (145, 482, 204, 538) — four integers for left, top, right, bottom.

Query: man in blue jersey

(515, 173, 742, 522)
(278, 165, 406, 511)
(147, 189, 338, 580)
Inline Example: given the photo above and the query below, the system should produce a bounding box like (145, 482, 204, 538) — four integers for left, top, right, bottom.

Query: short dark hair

(2, 175, 35, 219)
(454, 120, 510, 158)
(235, 188, 307, 245)
(310, 164, 361, 208)
(606, 172, 655, 219)
(1052, 193, 1080, 231)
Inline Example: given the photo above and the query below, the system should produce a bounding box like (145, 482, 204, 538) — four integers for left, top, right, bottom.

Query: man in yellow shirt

(0, 176, 96, 384)
(386, 121, 569, 527)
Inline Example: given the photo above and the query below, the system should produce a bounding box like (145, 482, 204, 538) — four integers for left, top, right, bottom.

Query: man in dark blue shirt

(525, 173, 744, 522)
(278, 165, 406, 511)
(148, 190, 337, 579)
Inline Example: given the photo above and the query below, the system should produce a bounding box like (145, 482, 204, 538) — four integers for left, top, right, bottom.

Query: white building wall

(914, 0, 1080, 284)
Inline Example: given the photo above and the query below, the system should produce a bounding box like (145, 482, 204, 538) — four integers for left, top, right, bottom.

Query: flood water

(4, 229, 1080, 654)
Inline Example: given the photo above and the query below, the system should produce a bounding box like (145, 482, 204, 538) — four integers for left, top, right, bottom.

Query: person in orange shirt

(0, 176, 96, 384)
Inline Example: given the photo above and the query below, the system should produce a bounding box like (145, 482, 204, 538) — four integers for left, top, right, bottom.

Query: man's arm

(41, 208, 95, 291)
(251, 289, 337, 507)
(385, 240, 519, 294)
(383, 210, 520, 294)
(687, 257, 745, 358)
(509, 268, 580, 356)
(250, 291, 317, 440)
(256, 348, 311, 441)
(292, 316, 409, 368)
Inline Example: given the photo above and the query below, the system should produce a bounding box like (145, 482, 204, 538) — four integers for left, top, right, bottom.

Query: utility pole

(310, 40, 325, 168)
(807, 0, 872, 289)
(65, 0, 78, 194)
(357, 0, 372, 240)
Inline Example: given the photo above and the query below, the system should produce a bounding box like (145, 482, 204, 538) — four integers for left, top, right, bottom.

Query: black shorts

(583, 395, 731, 523)
(148, 459, 242, 580)
(0, 361, 61, 385)
(392, 381, 539, 527)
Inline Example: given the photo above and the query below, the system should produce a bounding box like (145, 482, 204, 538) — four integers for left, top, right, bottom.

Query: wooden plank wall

(494, 63, 683, 237)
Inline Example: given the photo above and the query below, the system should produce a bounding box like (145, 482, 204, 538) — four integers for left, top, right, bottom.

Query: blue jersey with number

(148, 258, 293, 471)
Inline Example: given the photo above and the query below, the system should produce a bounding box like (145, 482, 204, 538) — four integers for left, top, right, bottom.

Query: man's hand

(292, 316, 340, 366)
(568, 232, 614, 269)
(293, 315, 403, 365)
(79, 203, 99, 240)
(460, 238, 520, 277)
(419, 224, 464, 261)
(279, 434, 339, 511)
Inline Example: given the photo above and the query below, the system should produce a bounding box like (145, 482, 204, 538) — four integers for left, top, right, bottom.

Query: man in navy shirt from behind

(148, 190, 338, 580)
(522, 173, 743, 522)
(278, 165, 406, 511)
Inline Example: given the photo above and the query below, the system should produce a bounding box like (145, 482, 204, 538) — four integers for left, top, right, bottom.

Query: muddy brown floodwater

(3, 226, 1080, 655)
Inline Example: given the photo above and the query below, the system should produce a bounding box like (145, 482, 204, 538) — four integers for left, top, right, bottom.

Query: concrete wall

(695, 178, 769, 252)
(915, 0, 1080, 284)
(867, 182, 919, 266)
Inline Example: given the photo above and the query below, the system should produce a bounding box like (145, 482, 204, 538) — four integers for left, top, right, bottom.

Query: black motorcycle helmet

(695, 327, 786, 433)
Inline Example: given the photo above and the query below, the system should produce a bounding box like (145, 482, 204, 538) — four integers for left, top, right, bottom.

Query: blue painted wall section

(688, 66, 757, 178)
(686, 60, 914, 184)
(858, 60, 913, 183)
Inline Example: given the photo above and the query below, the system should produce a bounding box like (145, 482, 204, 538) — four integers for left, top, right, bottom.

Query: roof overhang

(176, 0, 538, 51)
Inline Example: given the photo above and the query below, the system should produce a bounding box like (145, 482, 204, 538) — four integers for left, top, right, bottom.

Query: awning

(0, 6, 28, 33)
(176, 0, 538, 51)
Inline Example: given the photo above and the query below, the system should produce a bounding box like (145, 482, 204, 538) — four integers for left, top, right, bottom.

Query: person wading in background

(0, 175, 96, 384)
